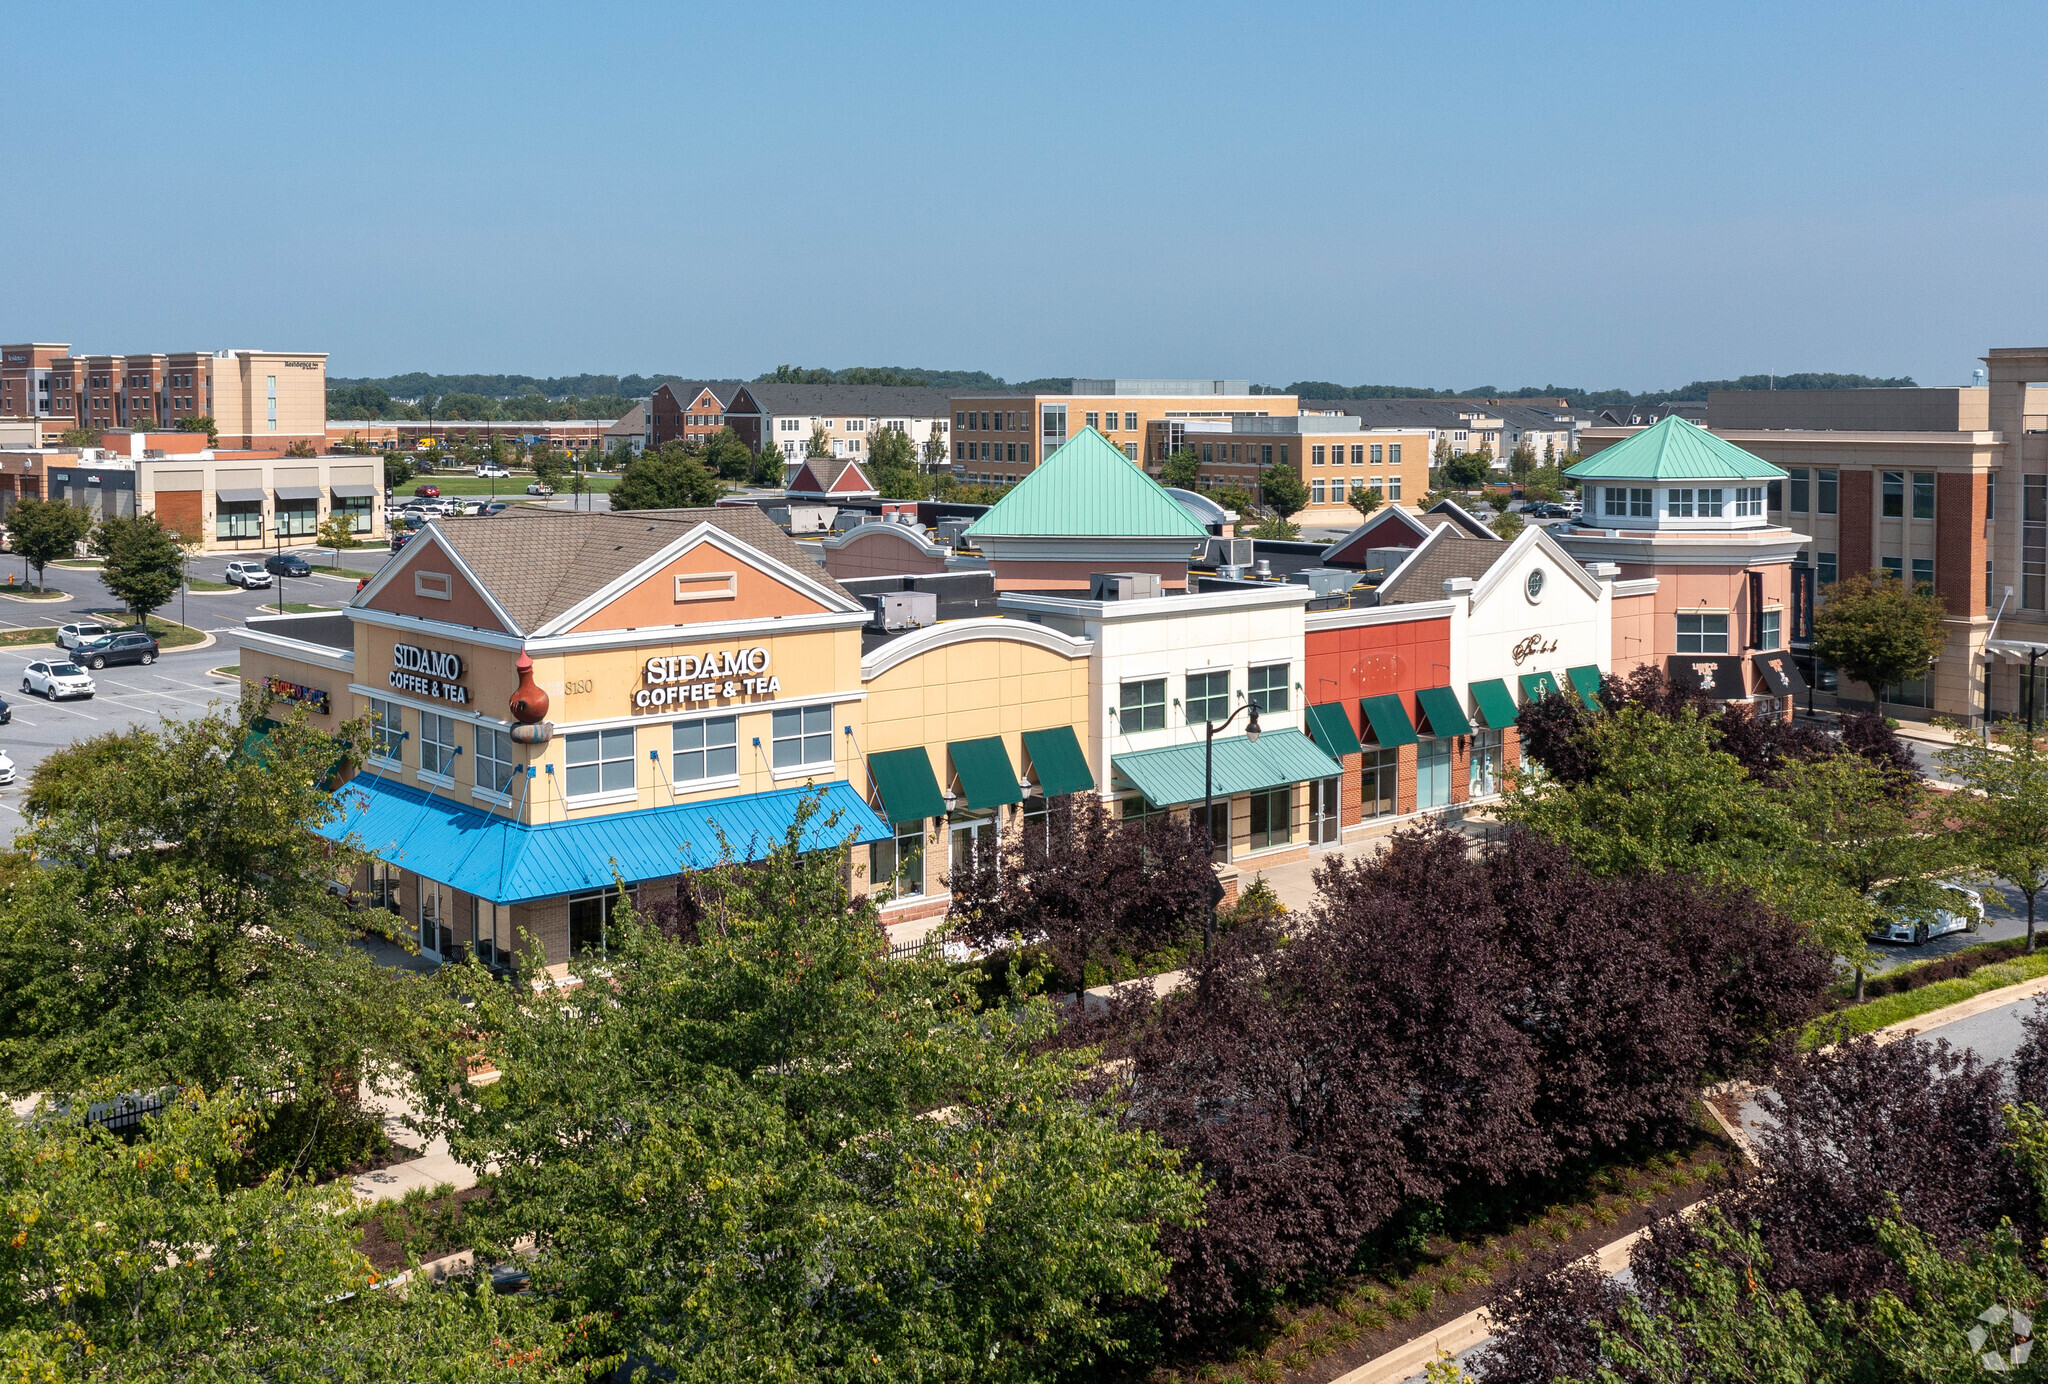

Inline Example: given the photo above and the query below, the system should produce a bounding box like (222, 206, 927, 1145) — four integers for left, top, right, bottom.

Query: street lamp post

(1199, 700, 1262, 959)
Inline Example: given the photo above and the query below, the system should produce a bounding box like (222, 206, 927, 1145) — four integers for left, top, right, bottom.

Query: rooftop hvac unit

(873, 590, 937, 631)
(937, 518, 973, 547)
(1204, 537, 1252, 568)
(1088, 571, 1163, 602)
(1288, 567, 1358, 599)
(1254, 559, 1272, 579)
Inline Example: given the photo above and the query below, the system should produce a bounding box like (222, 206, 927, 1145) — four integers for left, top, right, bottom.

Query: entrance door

(419, 889, 454, 962)
(1469, 729, 1502, 799)
(1310, 776, 1341, 845)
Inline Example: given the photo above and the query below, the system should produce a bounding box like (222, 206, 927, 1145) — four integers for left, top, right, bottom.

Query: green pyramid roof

(1565, 414, 1786, 482)
(965, 427, 1209, 539)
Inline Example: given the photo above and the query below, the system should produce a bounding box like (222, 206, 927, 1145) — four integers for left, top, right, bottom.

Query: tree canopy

(610, 443, 727, 510)
(89, 513, 186, 625)
(1812, 568, 1948, 703)
(5, 496, 93, 591)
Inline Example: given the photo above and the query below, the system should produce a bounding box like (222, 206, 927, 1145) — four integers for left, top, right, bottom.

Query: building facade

(647, 381, 743, 449)
(723, 384, 952, 465)
(948, 380, 1297, 486)
(3, 343, 326, 450)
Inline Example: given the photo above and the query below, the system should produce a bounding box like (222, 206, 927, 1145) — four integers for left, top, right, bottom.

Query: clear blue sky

(8, 0, 2045, 391)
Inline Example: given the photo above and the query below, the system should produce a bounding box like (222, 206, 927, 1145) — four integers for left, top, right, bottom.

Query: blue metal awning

(315, 774, 889, 904)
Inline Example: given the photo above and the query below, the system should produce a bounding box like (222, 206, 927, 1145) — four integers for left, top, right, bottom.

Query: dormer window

(1668, 488, 1724, 519)
(1734, 486, 1764, 518)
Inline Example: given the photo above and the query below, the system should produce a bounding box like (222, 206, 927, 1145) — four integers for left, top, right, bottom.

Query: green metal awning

(1304, 702, 1363, 757)
(948, 736, 1022, 810)
(1359, 694, 1419, 748)
(1413, 686, 1473, 738)
(1021, 726, 1094, 798)
(1565, 665, 1604, 710)
(1469, 679, 1520, 730)
(1112, 729, 1343, 809)
(868, 746, 946, 824)
(1518, 671, 1562, 703)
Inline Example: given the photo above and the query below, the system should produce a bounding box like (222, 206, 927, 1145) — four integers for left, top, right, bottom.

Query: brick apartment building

(647, 381, 744, 448)
(2, 342, 327, 450)
(947, 379, 1293, 488)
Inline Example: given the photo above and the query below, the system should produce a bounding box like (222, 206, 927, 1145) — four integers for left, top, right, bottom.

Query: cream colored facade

(949, 383, 1301, 484)
(208, 350, 327, 448)
(140, 453, 384, 552)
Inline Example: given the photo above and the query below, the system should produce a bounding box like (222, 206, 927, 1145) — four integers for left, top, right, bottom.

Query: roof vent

(1088, 571, 1162, 602)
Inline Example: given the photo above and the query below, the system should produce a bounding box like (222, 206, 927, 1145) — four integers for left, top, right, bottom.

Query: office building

(2, 343, 326, 450)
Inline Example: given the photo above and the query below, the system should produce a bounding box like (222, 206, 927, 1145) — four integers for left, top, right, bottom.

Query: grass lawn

(0, 628, 56, 647)
(138, 616, 207, 649)
(211, 664, 241, 678)
(52, 559, 102, 569)
(1810, 951, 2048, 1044)
(407, 473, 620, 497)
(315, 566, 377, 581)
(255, 601, 332, 615)
(0, 585, 69, 600)
(186, 578, 237, 592)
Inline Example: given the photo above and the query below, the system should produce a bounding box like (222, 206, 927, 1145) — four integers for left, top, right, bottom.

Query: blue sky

(8, 1, 2045, 390)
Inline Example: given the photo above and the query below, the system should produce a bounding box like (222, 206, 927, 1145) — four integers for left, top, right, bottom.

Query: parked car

(391, 531, 415, 552)
(264, 553, 313, 578)
(526, 481, 554, 496)
(0, 695, 13, 726)
(414, 484, 441, 498)
(73, 630, 159, 669)
(1870, 880, 1985, 945)
(55, 622, 110, 649)
(479, 500, 510, 517)
(0, 751, 15, 786)
(224, 560, 274, 589)
(23, 660, 94, 700)
(475, 464, 510, 478)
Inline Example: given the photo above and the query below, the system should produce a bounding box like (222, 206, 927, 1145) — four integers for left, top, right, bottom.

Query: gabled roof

(1424, 498, 1501, 541)
(372, 506, 856, 634)
(726, 383, 953, 419)
(1565, 413, 1784, 481)
(1374, 525, 1512, 605)
(1322, 507, 1446, 565)
(605, 402, 646, 437)
(964, 427, 1208, 540)
(788, 458, 875, 496)
(651, 380, 744, 408)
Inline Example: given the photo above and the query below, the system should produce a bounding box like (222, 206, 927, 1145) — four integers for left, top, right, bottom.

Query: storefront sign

(389, 643, 469, 704)
(263, 675, 330, 715)
(1510, 634, 1559, 666)
(1666, 655, 1747, 699)
(635, 646, 779, 709)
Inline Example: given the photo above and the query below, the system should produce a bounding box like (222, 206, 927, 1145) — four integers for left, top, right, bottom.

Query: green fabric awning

(1359, 694, 1419, 748)
(1518, 671, 1562, 703)
(1413, 686, 1473, 737)
(1469, 679, 1520, 730)
(868, 746, 946, 824)
(1565, 665, 1604, 710)
(948, 736, 1022, 810)
(1021, 726, 1094, 797)
(1112, 729, 1343, 809)
(1304, 702, 1363, 757)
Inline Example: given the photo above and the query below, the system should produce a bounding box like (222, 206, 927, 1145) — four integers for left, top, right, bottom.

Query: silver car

(55, 621, 110, 649)
(224, 561, 274, 589)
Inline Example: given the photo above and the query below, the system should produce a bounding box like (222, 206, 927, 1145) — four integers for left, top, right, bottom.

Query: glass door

(1469, 729, 1502, 799)
(1310, 776, 1341, 845)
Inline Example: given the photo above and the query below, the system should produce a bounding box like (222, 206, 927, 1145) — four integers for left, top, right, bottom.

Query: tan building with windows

(1, 342, 326, 450)
(948, 380, 1299, 486)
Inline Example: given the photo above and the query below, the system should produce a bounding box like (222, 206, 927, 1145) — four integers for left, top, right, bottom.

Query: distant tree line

(754, 363, 1074, 390)
(1278, 371, 1918, 407)
(327, 385, 640, 421)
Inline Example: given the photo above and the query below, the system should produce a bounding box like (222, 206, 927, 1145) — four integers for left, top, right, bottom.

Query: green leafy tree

(1207, 483, 1256, 518)
(173, 414, 218, 445)
(1440, 451, 1494, 488)
(0, 1087, 597, 1381)
(60, 427, 102, 448)
(1259, 463, 1309, 521)
(1245, 513, 1301, 540)
(528, 446, 565, 490)
(610, 444, 726, 510)
(1938, 719, 2048, 952)
(806, 425, 833, 459)
(1159, 448, 1201, 490)
(1491, 509, 1526, 540)
(749, 446, 787, 487)
(701, 426, 754, 481)
(412, 805, 1203, 1383)
(1508, 441, 1537, 480)
(382, 451, 414, 490)
(89, 513, 186, 626)
(317, 512, 360, 569)
(1812, 569, 1948, 710)
(0, 704, 445, 1107)
(1347, 484, 1385, 522)
(867, 426, 923, 500)
(5, 496, 93, 591)
(1433, 436, 1453, 467)
(1521, 465, 1567, 503)
(284, 439, 317, 458)
(921, 429, 950, 470)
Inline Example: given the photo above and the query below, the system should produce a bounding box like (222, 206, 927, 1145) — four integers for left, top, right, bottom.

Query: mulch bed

(1128, 1129, 1739, 1384)
(356, 1184, 492, 1273)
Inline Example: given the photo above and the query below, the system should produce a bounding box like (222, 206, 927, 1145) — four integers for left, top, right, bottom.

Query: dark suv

(264, 553, 313, 578)
(73, 630, 159, 669)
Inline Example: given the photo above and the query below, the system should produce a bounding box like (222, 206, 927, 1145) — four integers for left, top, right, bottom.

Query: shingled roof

(412, 506, 854, 634)
(1373, 525, 1512, 605)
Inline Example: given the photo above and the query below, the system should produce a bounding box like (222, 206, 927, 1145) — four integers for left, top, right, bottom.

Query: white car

(223, 561, 274, 589)
(475, 464, 510, 478)
(526, 482, 554, 496)
(1871, 881, 1985, 945)
(0, 751, 16, 786)
(23, 660, 95, 700)
(55, 622, 109, 649)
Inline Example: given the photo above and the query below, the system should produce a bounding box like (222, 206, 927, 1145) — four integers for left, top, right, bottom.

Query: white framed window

(1125, 411, 1138, 431)
(565, 727, 636, 798)
(1668, 489, 1695, 518)
(1676, 612, 1730, 653)
(367, 696, 404, 764)
(1698, 488, 1725, 517)
(476, 725, 517, 797)
(1604, 487, 1628, 517)
(419, 711, 459, 779)
(1734, 486, 1763, 517)
(673, 714, 738, 784)
(1759, 609, 1782, 651)
(771, 704, 833, 769)
(871, 819, 926, 901)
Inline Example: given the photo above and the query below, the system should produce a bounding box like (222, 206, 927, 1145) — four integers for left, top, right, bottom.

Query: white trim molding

(860, 617, 1094, 680)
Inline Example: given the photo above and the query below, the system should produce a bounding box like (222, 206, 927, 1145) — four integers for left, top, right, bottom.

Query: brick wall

(1396, 744, 1418, 814)
(1838, 468, 1874, 578)
(1935, 471, 1987, 618)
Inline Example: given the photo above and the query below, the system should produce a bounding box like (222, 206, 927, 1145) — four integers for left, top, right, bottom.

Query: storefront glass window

(368, 860, 400, 912)
(1190, 799, 1229, 862)
(1362, 749, 1398, 819)
(673, 714, 738, 784)
(420, 712, 459, 779)
(1247, 788, 1291, 849)
(1248, 662, 1289, 712)
(948, 810, 997, 884)
(476, 726, 516, 797)
(565, 727, 636, 797)
(871, 820, 925, 901)
(420, 888, 452, 960)
(771, 705, 833, 769)
(216, 500, 262, 540)
(1185, 671, 1229, 724)
(275, 499, 318, 538)
(1416, 739, 1453, 810)
(569, 887, 626, 956)
(336, 494, 373, 532)
(1470, 729, 1503, 798)
(1118, 679, 1166, 733)
(367, 697, 403, 764)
